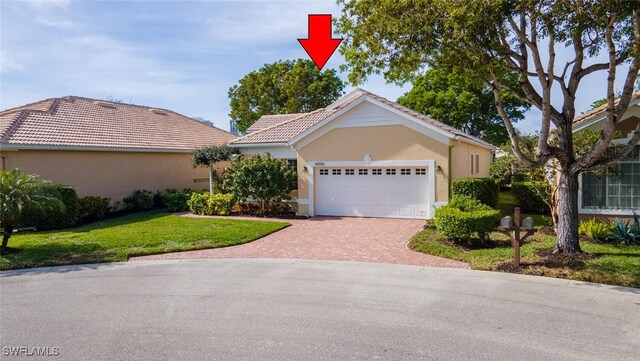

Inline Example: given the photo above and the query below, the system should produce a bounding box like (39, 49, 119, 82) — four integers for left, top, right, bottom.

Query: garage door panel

(316, 167, 429, 219)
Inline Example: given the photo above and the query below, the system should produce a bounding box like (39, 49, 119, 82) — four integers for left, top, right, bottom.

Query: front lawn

(0, 210, 289, 270)
(409, 227, 640, 288)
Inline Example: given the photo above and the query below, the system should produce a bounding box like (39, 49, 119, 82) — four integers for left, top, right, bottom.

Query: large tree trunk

(553, 169, 582, 253)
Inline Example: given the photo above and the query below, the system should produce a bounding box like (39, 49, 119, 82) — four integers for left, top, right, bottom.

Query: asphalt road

(1, 259, 638, 360)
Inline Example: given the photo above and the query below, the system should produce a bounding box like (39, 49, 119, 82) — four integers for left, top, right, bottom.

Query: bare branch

(490, 77, 551, 168)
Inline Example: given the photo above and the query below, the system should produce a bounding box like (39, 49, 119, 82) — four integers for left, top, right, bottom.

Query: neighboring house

(0, 96, 236, 200)
(573, 93, 640, 218)
(229, 89, 495, 219)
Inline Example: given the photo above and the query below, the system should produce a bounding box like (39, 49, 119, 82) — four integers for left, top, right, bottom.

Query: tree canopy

(398, 68, 530, 145)
(336, 0, 640, 253)
(228, 59, 345, 133)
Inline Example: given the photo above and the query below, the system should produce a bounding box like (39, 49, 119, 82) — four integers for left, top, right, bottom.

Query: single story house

(230, 89, 496, 219)
(0, 96, 235, 200)
(573, 93, 640, 218)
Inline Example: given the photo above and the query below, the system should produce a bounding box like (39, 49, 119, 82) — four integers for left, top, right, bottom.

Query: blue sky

(1, 0, 634, 133)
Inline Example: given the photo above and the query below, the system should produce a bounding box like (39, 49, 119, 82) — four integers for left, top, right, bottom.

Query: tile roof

(572, 92, 640, 126)
(247, 113, 307, 133)
(230, 88, 495, 149)
(0, 96, 236, 151)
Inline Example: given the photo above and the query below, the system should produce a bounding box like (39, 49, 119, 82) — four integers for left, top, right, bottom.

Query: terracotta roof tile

(0, 96, 236, 151)
(573, 92, 640, 126)
(247, 113, 307, 133)
(230, 88, 495, 149)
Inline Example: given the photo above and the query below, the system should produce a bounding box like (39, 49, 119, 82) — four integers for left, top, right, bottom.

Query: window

(332, 169, 341, 175)
(475, 155, 480, 174)
(320, 169, 328, 175)
(415, 168, 426, 175)
(470, 154, 474, 174)
(582, 146, 640, 210)
(345, 169, 355, 175)
(287, 159, 298, 190)
(400, 169, 411, 175)
(372, 169, 382, 175)
(386, 169, 396, 175)
(358, 169, 368, 175)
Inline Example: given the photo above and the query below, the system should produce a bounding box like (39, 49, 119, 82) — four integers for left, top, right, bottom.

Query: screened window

(582, 146, 640, 209)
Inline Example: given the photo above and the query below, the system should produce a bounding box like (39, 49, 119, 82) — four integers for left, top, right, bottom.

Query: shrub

(123, 189, 155, 212)
(232, 202, 262, 214)
(160, 189, 193, 212)
(490, 156, 514, 187)
(224, 154, 296, 211)
(434, 206, 501, 242)
(21, 184, 79, 230)
(448, 195, 486, 212)
(609, 213, 640, 245)
(511, 182, 550, 214)
(451, 178, 499, 208)
(78, 196, 111, 223)
(578, 218, 612, 241)
(187, 192, 235, 216)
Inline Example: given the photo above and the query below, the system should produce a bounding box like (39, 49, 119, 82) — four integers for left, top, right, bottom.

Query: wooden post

(497, 207, 537, 270)
(513, 207, 520, 268)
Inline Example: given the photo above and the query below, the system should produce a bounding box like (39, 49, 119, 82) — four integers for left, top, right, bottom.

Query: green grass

(409, 227, 640, 288)
(0, 210, 289, 270)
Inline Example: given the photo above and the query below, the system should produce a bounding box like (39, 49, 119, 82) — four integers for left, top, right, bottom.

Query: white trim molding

(307, 160, 437, 219)
(289, 96, 454, 149)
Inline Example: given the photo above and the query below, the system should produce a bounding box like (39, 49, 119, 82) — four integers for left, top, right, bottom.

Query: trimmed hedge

(123, 189, 155, 212)
(79, 196, 111, 223)
(511, 182, 550, 214)
(434, 195, 500, 242)
(22, 184, 79, 230)
(451, 178, 499, 208)
(160, 189, 193, 212)
(187, 192, 235, 216)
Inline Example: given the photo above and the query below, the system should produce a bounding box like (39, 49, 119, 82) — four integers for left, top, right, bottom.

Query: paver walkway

(130, 215, 469, 268)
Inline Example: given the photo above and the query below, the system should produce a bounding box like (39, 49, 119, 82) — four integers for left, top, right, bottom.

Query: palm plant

(0, 169, 63, 252)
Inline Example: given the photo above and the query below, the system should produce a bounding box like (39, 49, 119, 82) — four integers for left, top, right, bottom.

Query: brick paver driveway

(131, 216, 469, 268)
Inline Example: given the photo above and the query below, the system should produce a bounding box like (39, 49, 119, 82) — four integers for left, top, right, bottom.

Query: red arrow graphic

(298, 14, 343, 71)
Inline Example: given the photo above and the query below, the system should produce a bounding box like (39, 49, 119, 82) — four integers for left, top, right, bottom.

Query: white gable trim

(289, 96, 453, 149)
(573, 99, 640, 133)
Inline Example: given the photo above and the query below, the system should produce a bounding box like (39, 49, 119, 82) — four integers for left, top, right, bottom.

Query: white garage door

(315, 167, 429, 219)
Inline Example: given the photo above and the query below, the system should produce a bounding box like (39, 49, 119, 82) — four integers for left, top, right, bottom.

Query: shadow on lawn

(0, 241, 115, 274)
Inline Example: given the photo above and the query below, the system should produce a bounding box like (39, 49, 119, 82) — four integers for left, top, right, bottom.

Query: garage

(315, 167, 430, 219)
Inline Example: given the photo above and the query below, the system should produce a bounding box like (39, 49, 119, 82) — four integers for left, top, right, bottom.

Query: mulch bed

(497, 248, 599, 276)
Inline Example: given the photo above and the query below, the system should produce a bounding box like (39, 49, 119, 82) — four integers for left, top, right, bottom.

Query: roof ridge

(65, 96, 235, 137)
(232, 109, 327, 143)
(0, 97, 59, 115)
(573, 92, 640, 125)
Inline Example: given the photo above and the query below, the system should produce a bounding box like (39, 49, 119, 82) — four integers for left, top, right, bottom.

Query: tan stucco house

(0, 96, 235, 200)
(573, 93, 640, 218)
(230, 89, 495, 219)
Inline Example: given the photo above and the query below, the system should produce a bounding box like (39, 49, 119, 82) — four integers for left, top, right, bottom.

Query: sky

(0, 0, 635, 133)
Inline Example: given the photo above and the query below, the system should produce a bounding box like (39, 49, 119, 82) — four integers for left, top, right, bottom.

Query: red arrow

(298, 14, 343, 71)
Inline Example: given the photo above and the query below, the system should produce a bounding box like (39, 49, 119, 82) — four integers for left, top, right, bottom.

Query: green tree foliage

(398, 68, 530, 145)
(336, 0, 640, 253)
(224, 154, 297, 212)
(0, 169, 63, 252)
(228, 59, 345, 133)
(192, 144, 239, 194)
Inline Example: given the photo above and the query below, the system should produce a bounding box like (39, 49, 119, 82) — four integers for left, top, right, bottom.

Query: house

(229, 89, 496, 219)
(0, 96, 236, 200)
(573, 93, 640, 218)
